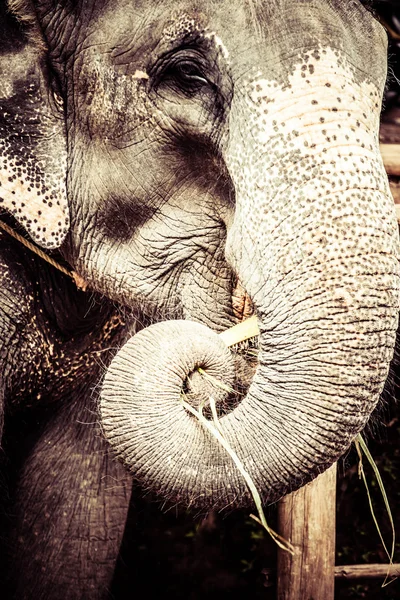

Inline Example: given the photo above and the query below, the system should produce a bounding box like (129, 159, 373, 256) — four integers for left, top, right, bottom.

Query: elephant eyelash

(162, 64, 211, 97)
(166, 60, 209, 87)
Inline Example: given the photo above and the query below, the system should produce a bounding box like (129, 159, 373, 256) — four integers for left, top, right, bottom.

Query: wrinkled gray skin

(0, 0, 399, 598)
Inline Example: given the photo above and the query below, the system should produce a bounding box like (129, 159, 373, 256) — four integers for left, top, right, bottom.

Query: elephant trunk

(100, 320, 250, 506)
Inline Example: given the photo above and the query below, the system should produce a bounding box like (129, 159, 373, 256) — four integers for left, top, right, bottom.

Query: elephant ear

(0, 3, 69, 249)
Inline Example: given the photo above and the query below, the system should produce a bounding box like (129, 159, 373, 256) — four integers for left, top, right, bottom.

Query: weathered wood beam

(335, 563, 400, 580)
(276, 463, 337, 600)
(380, 143, 400, 220)
(262, 563, 400, 584)
(381, 144, 400, 176)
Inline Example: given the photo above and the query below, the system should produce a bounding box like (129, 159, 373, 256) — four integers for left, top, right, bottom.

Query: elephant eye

(173, 61, 208, 85)
(48, 67, 65, 115)
(156, 52, 212, 97)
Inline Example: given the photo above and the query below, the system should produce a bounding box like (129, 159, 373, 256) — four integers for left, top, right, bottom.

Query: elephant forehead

(160, 15, 230, 62)
(72, 1, 385, 77)
(226, 46, 384, 185)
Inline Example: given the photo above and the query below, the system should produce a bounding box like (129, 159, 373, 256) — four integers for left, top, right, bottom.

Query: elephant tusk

(219, 314, 259, 347)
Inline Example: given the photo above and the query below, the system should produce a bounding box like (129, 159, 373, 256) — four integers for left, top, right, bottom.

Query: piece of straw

(181, 391, 294, 554)
(219, 315, 259, 347)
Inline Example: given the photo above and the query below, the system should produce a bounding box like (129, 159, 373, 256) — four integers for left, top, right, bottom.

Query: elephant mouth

(231, 278, 255, 323)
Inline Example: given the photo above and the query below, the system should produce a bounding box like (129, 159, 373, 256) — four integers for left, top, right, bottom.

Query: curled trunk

(100, 291, 397, 508)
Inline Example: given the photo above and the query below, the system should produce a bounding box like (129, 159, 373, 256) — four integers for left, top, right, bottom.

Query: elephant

(0, 0, 399, 597)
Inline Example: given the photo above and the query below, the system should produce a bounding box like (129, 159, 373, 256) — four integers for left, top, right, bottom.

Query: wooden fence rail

(335, 563, 400, 579)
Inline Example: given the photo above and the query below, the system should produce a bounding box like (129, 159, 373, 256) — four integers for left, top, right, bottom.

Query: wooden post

(276, 463, 337, 600)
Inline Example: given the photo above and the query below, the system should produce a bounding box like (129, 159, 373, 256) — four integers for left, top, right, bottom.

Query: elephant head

(2, 0, 399, 508)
